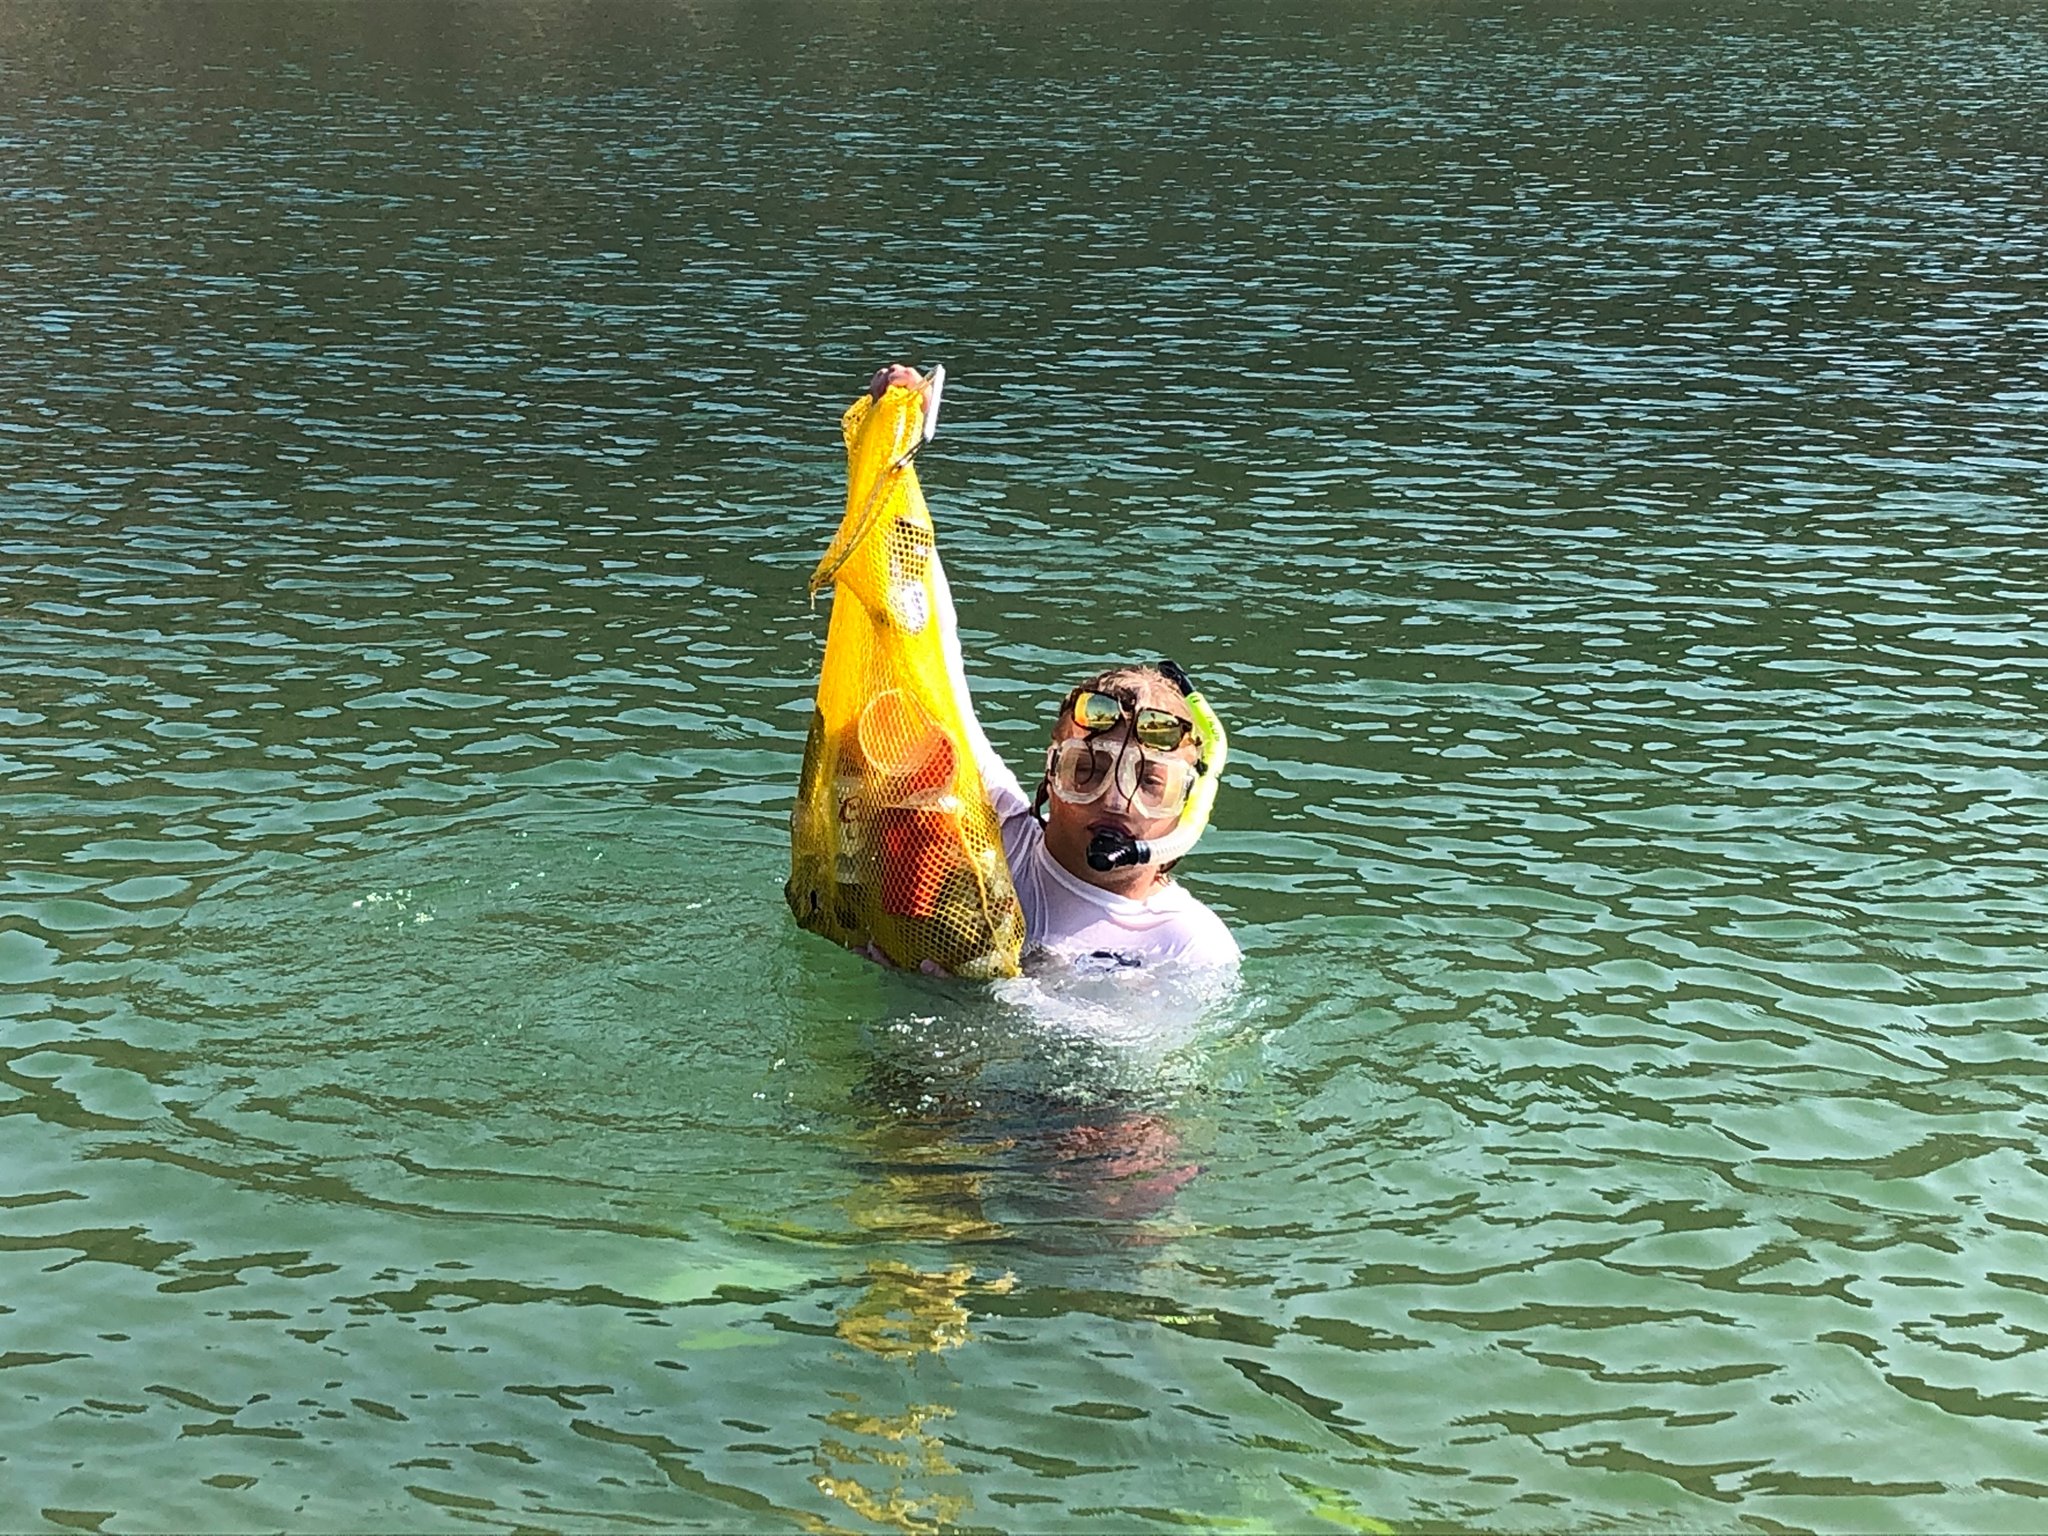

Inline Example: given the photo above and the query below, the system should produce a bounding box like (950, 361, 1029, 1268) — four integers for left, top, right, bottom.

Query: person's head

(1035, 664, 1204, 893)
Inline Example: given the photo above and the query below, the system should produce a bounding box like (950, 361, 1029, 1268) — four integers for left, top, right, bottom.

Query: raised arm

(928, 546, 1029, 815)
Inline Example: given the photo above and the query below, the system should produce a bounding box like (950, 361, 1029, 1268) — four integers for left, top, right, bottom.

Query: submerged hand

(859, 942, 947, 977)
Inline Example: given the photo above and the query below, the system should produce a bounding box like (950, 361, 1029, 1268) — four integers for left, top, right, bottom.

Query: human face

(1041, 681, 1201, 889)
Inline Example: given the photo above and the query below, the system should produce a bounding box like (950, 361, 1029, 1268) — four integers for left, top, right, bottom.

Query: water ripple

(5, 0, 2048, 1529)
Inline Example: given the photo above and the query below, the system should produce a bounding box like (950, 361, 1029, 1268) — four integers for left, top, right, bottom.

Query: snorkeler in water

(960, 651, 1238, 972)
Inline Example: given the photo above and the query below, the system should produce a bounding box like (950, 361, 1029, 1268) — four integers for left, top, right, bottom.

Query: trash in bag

(785, 366, 1025, 979)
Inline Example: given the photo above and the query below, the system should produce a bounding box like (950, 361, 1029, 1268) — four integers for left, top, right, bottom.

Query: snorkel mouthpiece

(1083, 661, 1228, 871)
(1087, 827, 1144, 872)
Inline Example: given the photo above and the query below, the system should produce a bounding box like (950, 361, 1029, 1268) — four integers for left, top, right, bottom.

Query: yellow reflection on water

(844, 1167, 1007, 1244)
(815, 1264, 1017, 1532)
(812, 1399, 969, 1533)
(835, 1260, 1016, 1360)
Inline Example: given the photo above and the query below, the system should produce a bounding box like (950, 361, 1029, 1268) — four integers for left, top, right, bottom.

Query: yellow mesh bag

(785, 378, 1025, 979)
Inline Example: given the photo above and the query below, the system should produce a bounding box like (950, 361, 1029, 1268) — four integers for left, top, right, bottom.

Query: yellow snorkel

(1084, 660, 1228, 873)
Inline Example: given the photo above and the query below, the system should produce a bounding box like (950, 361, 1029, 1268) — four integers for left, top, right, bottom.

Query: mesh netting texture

(785, 382, 1024, 978)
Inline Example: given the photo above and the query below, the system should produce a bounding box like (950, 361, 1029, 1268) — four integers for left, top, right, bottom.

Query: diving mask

(1079, 661, 1229, 873)
(1045, 737, 1197, 820)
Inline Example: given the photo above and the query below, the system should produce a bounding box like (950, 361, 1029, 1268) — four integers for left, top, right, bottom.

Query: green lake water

(3, 1, 2046, 1530)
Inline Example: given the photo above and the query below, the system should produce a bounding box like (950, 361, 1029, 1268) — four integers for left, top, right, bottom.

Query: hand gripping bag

(785, 374, 1024, 978)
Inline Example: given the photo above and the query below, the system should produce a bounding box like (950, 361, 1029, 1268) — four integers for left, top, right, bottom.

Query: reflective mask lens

(1070, 690, 1192, 752)
(1046, 738, 1196, 819)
